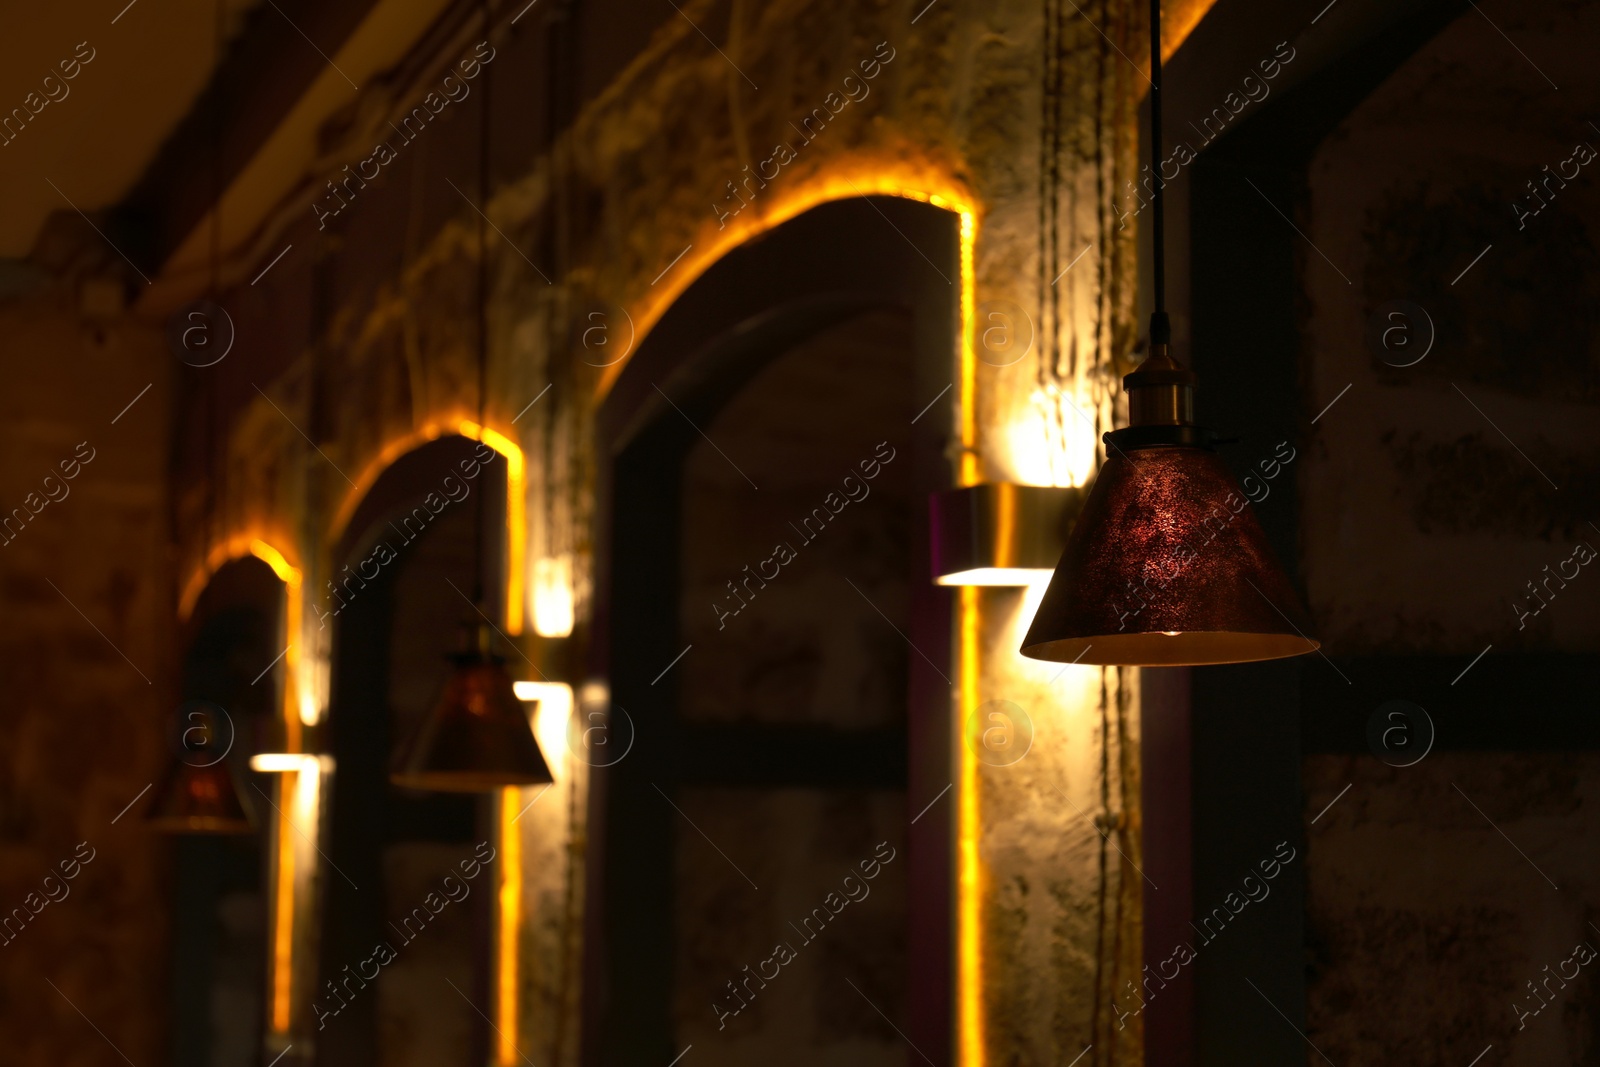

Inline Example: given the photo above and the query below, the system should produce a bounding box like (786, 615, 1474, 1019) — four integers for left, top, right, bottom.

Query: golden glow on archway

(330, 416, 527, 634)
(180, 534, 312, 729)
(176, 534, 307, 1035)
(594, 163, 982, 486)
(179, 534, 300, 617)
(957, 209, 978, 487)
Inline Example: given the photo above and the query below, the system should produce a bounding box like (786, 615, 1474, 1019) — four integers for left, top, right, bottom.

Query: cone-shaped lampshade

(1020, 347, 1319, 666)
(148, 761, 256, 833)
(147, 704, 255, 834)
(392, 624, 554, 792)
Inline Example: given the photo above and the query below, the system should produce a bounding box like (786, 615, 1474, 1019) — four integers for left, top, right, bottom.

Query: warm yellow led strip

(958, 585, 984, 1067)
(329, 417, 527, 634)
(497, 787, 525, 1065)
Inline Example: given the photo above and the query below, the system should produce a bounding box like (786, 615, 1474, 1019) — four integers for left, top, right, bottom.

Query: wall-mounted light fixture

(249, 753, 334, 773)
(512, 679, 573, 781)
(930, 483, 1083, 587)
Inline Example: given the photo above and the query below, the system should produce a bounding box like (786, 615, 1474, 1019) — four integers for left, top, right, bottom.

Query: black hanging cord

(472, 0, 492, 610)
(209, 0, 225, 299)
(1148, 0, 1170, 347)
(209, 10, 218, 296)
(205, 0, 225, 550)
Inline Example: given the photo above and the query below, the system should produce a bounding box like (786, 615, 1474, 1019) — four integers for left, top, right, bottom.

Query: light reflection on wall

(261, 748, 327, 1041)
(958, 585, 984, 1067)
(971, 291, 1123, 1063)
(531, 557, 576, 639)
(1004, 383, 1103, 489)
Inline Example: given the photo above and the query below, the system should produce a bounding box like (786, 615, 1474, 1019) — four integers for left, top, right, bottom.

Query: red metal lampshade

(391, 624, 554, 792)
(147, 703, 255, 834)
(1020, 349, 1319, 666)
(148, 761, 256, 833)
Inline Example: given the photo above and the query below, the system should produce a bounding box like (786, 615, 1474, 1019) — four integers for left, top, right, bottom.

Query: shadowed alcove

(318, 435, 511, 1067)
(589, 195, 960, 1067)
(170, 556, 279, 1067)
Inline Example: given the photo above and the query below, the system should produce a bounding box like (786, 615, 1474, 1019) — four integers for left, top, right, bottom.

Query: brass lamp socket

(1124, 344, 1196, 427)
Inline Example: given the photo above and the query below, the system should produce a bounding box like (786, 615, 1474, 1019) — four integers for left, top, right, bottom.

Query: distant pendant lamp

(1020, 0, 1319, 667)
(148, 702, 255, 834)
(150, 2, 258, 832)
(390, 37, 554, 792)
(392, 624, 554, 792)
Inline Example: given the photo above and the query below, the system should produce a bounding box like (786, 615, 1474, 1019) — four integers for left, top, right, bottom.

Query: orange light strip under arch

(958, 584, 984, 1067)
(957, 209, 979, 487)
(594, 162, 982, 487)
(497, 788, 524, 1067)
(329, 417, 527, 634)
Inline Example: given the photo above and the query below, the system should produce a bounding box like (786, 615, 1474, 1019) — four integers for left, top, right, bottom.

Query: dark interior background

(1151, 0, 1600, 1063)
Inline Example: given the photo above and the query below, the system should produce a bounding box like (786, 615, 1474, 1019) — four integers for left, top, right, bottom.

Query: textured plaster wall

(673, 311, 913, 1065)
(1302, 0, 1600, 656)
(1305, 754, 1600, 1064)
(1301, 2, 1600, 1063)
(0, 230, 174, 1062)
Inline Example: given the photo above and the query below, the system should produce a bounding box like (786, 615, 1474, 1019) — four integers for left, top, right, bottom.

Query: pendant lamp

(392, 624, 554, 792)
(148, 702, 255, 834)
(1020, 0, 1319, 667)
(390, 28, 554, 791)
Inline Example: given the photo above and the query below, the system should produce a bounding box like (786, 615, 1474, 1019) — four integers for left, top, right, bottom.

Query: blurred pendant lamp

(391, 622, 555, 791)
(391, 26, 553, 792)
(151, 36, 257, 833)
(149, 702, 255, 834)
(1020, 0, 1319, 667)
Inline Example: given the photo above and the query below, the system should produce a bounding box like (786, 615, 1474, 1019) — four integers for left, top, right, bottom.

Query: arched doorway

(589, 196, 962, 1067)
(317, 434, 512, 1067)
(170, 555, 280, 1067)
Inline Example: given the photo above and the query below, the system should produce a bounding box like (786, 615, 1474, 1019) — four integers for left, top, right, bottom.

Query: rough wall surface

(0, 235, 173, 1063)
(1302, 3, 1600, 1063)
(1303, 0, 1600, 657)
(1305, 754, 1600, 1065)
